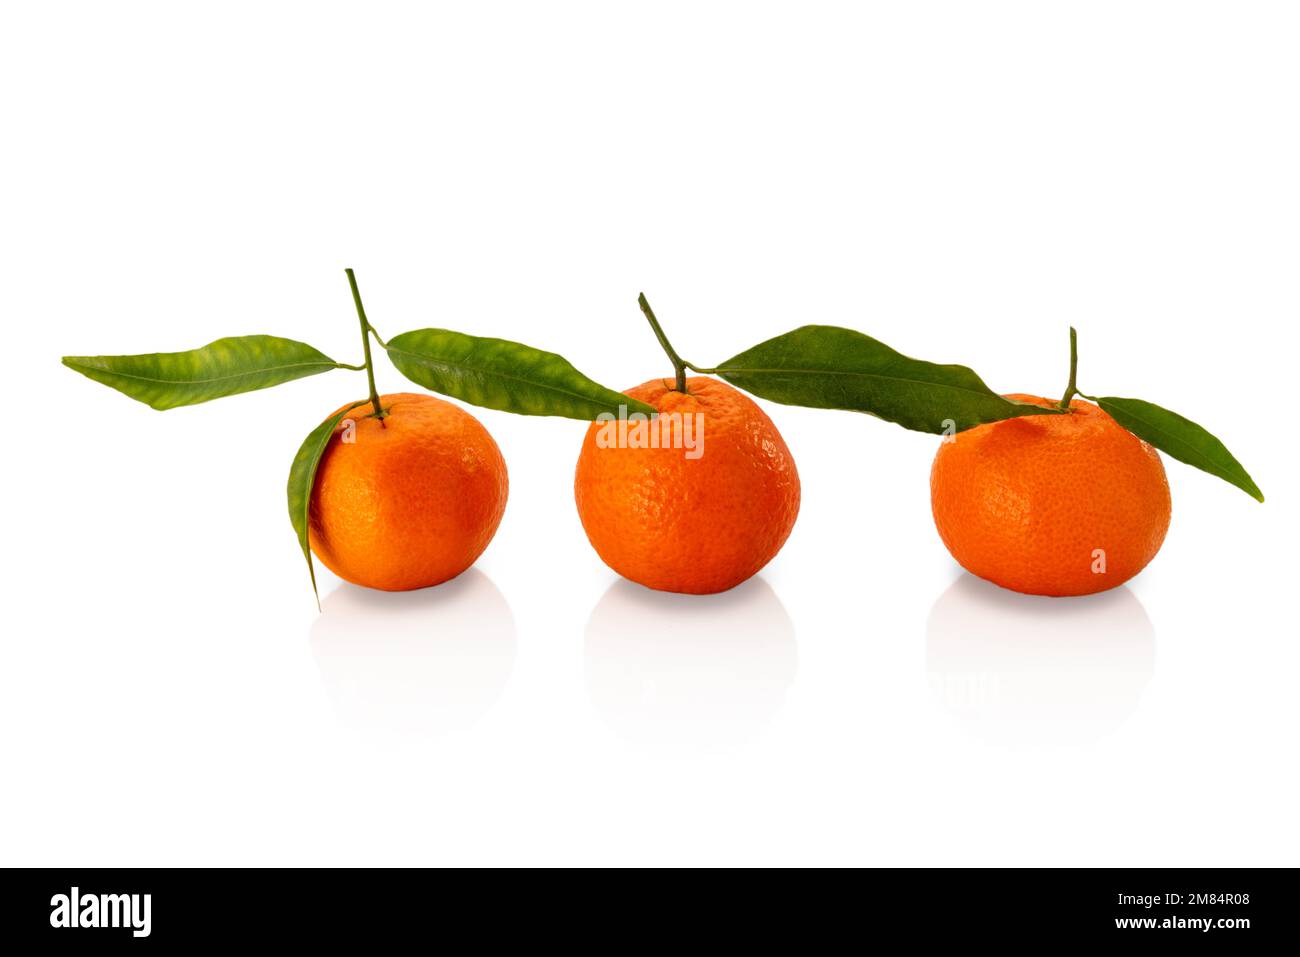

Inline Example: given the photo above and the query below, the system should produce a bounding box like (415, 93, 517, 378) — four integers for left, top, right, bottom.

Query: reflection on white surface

(310, 570, 516, 735)
(585, 577, 797, 756)
(926, 575, 1156, 745)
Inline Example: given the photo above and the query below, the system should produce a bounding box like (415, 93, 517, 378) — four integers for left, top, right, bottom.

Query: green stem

(638, 293, 688, 392)
(345, 268, 386, 419)
(1057, 326, 1079, 410)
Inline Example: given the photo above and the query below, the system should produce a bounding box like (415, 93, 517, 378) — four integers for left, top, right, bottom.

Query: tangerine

(574, 377, 799, 594)
(309, 392, 508, 591)
(930, 395, 1170, 596)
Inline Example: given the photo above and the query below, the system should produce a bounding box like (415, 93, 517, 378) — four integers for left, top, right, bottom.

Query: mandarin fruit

(930, 394, 1170, 597)
(309, 392, 507, 591)
(574, 377, 799, 594)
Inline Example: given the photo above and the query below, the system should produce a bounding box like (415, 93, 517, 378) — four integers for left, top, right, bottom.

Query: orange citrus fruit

(930, 394, 1171, 597)
(309, 392, 508, 591)
(574, 377, 800, 594)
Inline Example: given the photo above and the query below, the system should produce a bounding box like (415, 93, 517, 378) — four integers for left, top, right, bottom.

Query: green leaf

(1096, 396, 1264, 502)
(714, 325, 1059, 433)
(384, 328, 656, 419)
(63, 335, 342, 410)
(287, 400, 369, 604)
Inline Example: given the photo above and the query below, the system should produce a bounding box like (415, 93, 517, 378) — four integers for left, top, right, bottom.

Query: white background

(3, 2, 1297, 866)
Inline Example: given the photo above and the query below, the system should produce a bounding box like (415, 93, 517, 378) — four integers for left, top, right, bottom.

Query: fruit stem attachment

(638, 293, 688, 392)
(1057, 326, 1079, 410)
(345, 268, 386, 419)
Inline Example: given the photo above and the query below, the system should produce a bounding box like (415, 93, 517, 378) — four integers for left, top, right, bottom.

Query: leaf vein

(68, 359, 338, 387)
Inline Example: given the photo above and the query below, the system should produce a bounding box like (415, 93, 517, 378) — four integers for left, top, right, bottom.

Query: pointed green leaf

(63, 335, 343, 410)
(383, 329, 655, 419)
(1096, 396, 1263, 502)
(287, 400, 369, 603)
(714, 325, 1059, 433)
